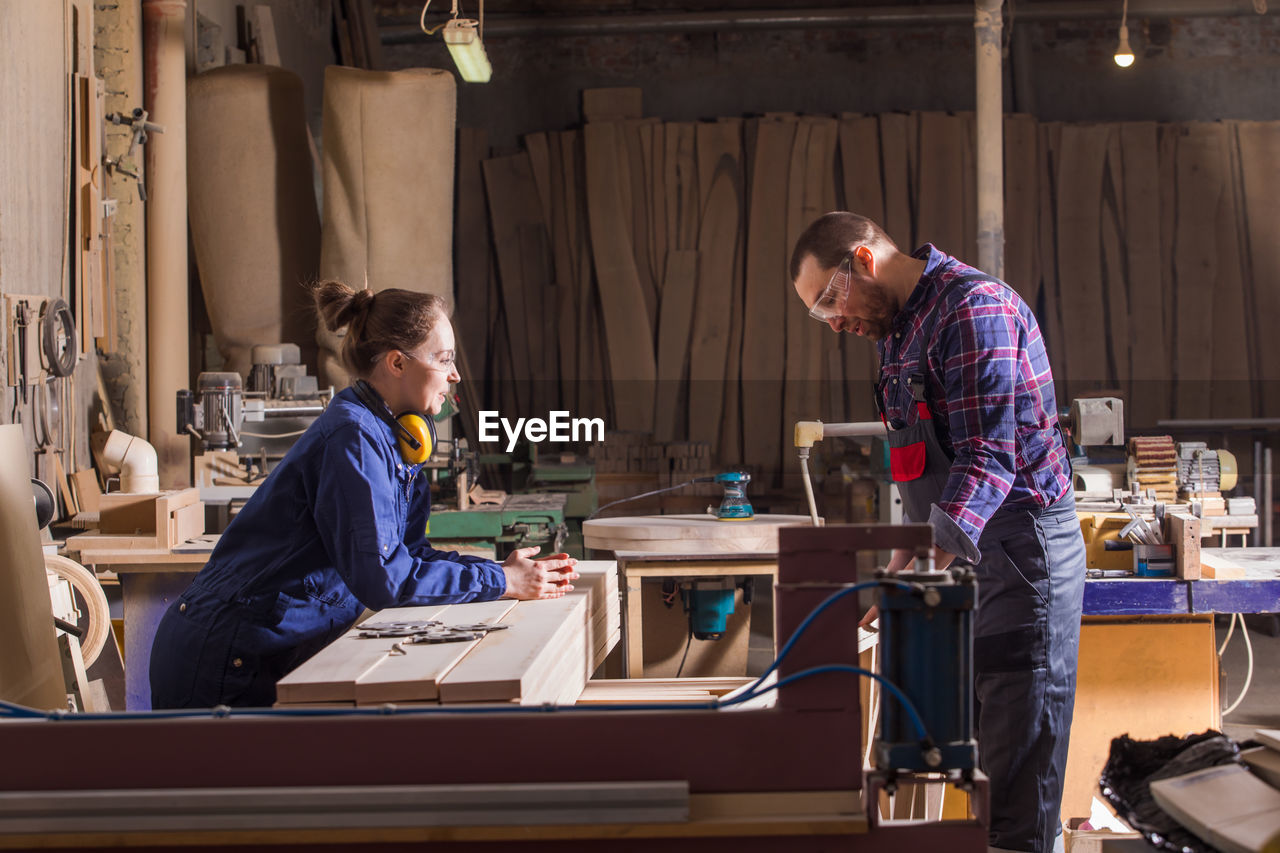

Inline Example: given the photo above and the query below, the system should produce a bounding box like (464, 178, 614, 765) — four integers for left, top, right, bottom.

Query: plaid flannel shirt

(877, 244, 1072, 562)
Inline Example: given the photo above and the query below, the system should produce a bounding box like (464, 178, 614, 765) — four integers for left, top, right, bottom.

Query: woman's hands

(501, 548, 580, 600)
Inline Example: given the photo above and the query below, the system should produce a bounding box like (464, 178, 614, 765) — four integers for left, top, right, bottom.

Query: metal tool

(105, 108, 165, 201)
(357, 619, 510, 645)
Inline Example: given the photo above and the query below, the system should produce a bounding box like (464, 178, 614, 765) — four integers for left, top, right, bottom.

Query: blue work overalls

(149, 388, 507, 709)
(879, 305, 1086, 853)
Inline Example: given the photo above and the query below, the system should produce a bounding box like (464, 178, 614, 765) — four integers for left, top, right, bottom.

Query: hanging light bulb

(1114, 24, 1135, 67)
(1114, 0, 1135, 67)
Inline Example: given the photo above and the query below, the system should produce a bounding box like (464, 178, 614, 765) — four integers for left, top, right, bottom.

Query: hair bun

(351, 288, 374, 311)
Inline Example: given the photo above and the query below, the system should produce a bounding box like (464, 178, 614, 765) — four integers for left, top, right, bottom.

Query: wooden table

(67, 546, 210, 711)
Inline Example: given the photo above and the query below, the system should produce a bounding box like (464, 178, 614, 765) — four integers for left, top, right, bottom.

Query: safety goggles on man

(808, 253, 853, 323)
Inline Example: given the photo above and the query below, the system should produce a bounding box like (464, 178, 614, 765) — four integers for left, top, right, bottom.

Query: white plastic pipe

(102, 430, 160, 493)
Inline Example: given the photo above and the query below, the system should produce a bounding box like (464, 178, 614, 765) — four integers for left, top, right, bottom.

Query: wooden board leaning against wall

(459, 92, 1280, 494)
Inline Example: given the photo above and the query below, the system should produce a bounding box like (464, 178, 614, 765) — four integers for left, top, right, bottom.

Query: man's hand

(501, 548, 579, 600)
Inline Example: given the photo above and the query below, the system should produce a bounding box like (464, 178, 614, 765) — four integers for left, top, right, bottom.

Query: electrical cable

(239, 428, 308, 439)
(41, 298, 77, 378)
(587, 476, 716, 520)
(1221, 613, 1255, 717)
(675, 626, 693, 678)
(1218, 612, 1237, 656)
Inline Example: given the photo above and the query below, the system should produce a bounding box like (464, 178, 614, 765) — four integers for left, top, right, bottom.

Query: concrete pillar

(975, 0, 1005, 280)
(143, 0, 189, 487)
(95, 0, 149, 438)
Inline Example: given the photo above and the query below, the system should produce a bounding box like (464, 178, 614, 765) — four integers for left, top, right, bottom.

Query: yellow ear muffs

(396, 412, 434, 465)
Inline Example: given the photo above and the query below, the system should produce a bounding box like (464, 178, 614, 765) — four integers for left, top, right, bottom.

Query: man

(790, 212, 1086, 853)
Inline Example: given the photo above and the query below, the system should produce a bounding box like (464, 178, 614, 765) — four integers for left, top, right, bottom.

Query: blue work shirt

(150, 386, 506, 707)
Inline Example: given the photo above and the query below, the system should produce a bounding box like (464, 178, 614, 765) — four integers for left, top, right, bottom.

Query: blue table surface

(1084, 547, 1280, 615)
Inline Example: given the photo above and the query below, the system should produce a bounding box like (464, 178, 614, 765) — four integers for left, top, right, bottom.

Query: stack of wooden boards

(275, 561, 620, 707)
(455, 89, 1280, 491)
(1128, 436, 1179, 502)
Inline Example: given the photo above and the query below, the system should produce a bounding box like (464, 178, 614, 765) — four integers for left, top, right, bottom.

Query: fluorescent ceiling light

(421, 0, 493, 83)
(443, 18, 492, 83)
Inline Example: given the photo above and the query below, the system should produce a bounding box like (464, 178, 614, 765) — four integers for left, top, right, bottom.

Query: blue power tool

(714, 471, 754, 520)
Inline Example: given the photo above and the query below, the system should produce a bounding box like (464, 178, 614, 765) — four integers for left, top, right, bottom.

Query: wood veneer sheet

(0, 425, 67, 710)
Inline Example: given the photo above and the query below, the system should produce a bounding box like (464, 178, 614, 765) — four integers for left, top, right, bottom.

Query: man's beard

(857, 281, 898, 340)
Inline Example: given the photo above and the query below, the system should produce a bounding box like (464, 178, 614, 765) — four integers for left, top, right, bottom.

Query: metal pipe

(1255, 439, 1263, 547)
(261, 404, 329, 418)
(821, 421, 889, 438)
(975, 0, 1004, 279)
(1266, 446, 1273, 547)
(382, 1, 1272, 43)
(143, 0, 189, 488)
(1158, 418, 1280, 429)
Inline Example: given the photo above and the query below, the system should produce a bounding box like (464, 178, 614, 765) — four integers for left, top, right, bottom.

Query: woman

(150, 282, 578, 708)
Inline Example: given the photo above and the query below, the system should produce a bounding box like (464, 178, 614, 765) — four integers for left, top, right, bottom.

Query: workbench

(64, 543, 211, 711)
(1062, 546, 1280, 823)
(0, 524, 992, 852)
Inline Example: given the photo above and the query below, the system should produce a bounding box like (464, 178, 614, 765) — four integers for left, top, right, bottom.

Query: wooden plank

(582, 87, 643, 123)
(516, 222, 555, 410)
(653, 250, 698, 442)
(687, 120, 743, 452)
(1119, 122, 1170, 427)
(1099, 127, 1130, 405)
(1003, 114, 1039, 306)
(1055, 124, 1111, 397)
(583, 122, 658, 434)
(782, 120, 818, 492)
(1211, 122, 1251, 420)
(1172, 124, 1224, 418)
(838, 114, 884, 225)
(1237, 122, 1280, 417)
(353, 600, 517, 705)
(545, 133, 578, 412)
(879, 112, 913, 249)
(623, 119, 658, 329)
(1037, 122, 1068, 392)
(1158, 125, 1179, 366)
(644, 121, 668, 294)
(1198, 551, 1246, 580)
(804, 118, 841, 421)
(838, 115, 883, 423)
(437, 594, 590, 704)
(665, 122, 699, 252)
(916, 112, 966, 262)
(959, 111, 978, 266)
(717, 118, 748, 465)
(454, 127, 491, 443)
(742, 117, 797, 484)
(1167, 513, 1202, 580)
(275, 605, 451, 704)
(482, 153, 543, 412)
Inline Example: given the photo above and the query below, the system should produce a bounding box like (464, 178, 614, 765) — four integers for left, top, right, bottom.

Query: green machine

(427, 493, 568, 561)
(526, 447, 597, 557)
